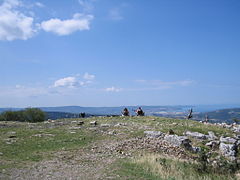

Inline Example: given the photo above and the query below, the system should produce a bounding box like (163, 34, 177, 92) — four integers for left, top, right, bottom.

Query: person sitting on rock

(136, 107, 144, 116)
(122, 108, 130, 116)
(80, 112, 86, 118)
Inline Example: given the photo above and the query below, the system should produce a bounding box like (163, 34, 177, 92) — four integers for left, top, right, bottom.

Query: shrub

(23, 108, 46, 123)
(0, 108, 46, 123)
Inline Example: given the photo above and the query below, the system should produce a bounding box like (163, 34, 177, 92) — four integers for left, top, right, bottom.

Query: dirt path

(2, 139, 120, 180)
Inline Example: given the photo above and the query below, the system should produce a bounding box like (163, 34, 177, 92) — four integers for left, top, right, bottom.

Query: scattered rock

(0, 152, 3, 156)
(220, 136, 237, 144)
(7, 131, 16, 135)
(219, 143, 237, 161)
(206, 141, 220, 150)
(8, 135, 17, 138)
(90, 121, 97, 126)
(232, 126, 240, 133)
(32, 134, 55, 137)
(144, 131, 164, 138)
(114, 123, 127, 127)
(192, 146, 201, 153)
(184, 131, 207, 140)
(77, 121, 84, 126)
(208, 131, 217, 140)
(108, 130, 117, 135)
(100, 124, 111, 128)
(69, 127, 81, 130)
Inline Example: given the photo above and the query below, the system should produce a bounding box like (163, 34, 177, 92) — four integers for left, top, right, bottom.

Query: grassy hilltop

(0, 116, 239, 180)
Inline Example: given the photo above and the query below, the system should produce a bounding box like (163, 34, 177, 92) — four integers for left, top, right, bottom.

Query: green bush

(0, 108, 46, 123)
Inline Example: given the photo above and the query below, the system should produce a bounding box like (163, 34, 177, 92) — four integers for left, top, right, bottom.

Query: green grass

(0, 126, 96, 170)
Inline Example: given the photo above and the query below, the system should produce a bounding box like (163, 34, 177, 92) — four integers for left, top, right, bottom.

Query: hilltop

(1, 116, 240, 179)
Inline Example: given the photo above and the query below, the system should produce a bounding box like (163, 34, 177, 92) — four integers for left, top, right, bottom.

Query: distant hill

(45, 111, 79, 120)
(1, 105, 240, 123)
(39, 105, 190, 115)
(194, 108, 240, 123)
(45, 111, 102, 120)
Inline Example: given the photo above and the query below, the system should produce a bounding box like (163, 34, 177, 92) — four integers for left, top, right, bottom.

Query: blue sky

(0, 0, 240, 107)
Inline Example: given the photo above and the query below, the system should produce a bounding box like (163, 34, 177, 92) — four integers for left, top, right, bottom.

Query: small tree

(23, 108, 46, 123)
(0, 108, 46, 123)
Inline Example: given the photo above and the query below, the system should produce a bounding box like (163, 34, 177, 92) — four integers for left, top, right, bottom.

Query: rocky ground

(1, 116, 240, 179)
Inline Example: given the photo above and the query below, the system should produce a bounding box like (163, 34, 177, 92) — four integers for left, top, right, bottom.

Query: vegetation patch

(115, 154, 237, 180)
(0, 126, 96, 170)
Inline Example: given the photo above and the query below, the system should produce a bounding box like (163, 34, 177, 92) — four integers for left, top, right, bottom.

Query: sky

(0, 0, 240, 107)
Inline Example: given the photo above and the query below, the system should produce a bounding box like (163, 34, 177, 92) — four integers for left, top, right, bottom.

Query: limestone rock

(77, 121, 84, 126)
(90, 121, 97, 126)
(184, 131, 207, 140)
(206, 141, 220, 150)
(232, 126, 240, 133)
(220, 136, 237, 144)
(144, 131, 163, 138)
(192, 146, 201, 153)
(100, 124, 111, 127)
(164, 135, 191, 147)
(219, 142, 237, 161)
(208, 131, 217, 140)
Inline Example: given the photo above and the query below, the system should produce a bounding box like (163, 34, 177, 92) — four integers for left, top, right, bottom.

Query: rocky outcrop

(219, 143, 237, 161)
(164, 135, 201, 153)
(164, 135, 190, 147)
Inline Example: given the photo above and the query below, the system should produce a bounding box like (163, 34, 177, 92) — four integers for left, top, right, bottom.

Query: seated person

(136, 107, 144, 116)
(122, 108, 130, 116)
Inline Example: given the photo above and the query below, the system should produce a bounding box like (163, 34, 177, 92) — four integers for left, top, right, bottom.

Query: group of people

(122, 107, 145, 116)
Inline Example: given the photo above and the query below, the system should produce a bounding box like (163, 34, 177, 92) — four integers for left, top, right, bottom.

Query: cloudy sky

(0, 0, 240, 107)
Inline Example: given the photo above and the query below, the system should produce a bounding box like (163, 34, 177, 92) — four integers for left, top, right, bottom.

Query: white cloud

(136, 79, 194, 88)
(0, 0, 36, 41)
(78, 0, 94, 13)
(109, 8, 123, 20)
(105, 86, 122, 92)
(41, 13, 93, 36)
(83, 72, 95, 80)
(53, 73, 95, 88)
(54, 76, 79, 88)
(35, 2, 44, 8)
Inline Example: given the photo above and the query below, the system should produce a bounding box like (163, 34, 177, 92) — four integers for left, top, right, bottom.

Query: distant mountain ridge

(194, 108, 240, 123)
(1, 105, 240, 123)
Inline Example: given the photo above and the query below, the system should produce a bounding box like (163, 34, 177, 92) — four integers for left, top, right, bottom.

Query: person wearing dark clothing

(136, 107, 144, 116)
(80, 112, 86, 118)
(122, 108, 130, 116)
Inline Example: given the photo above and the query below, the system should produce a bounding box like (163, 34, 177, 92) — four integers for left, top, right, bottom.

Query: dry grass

(132, 153, 236, 180)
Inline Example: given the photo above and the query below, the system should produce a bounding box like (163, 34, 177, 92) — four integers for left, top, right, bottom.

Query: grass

(0, 116, 238, 179)
(0, 125, 96, 170)
(112, 158, 163, 180)
(113, 154, 237, 180)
